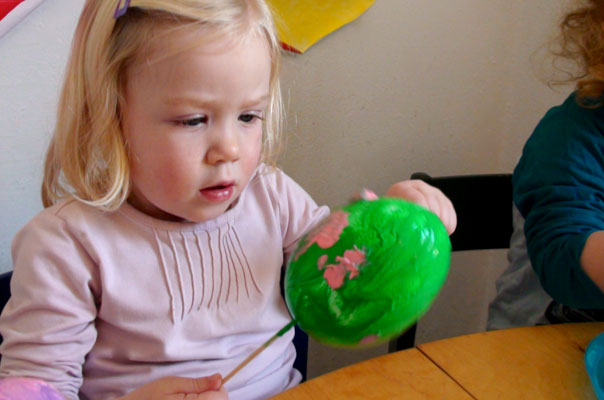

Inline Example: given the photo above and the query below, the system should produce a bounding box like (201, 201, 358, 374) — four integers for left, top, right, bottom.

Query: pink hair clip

(114, 0, 131, 19)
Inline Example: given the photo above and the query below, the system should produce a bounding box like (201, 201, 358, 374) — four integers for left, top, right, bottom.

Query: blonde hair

(550, 0, 604, 106)
(42, 0, 283, 210)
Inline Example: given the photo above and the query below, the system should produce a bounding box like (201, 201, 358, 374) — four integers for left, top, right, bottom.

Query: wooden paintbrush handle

(222, 320, 297, 384)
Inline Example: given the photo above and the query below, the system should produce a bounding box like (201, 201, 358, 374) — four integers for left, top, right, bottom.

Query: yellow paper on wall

(267, 0, 376, 53)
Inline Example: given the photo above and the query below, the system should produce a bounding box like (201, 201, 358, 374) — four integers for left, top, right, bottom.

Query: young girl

(488, 0, 604, 330)
(0, 1, 456, 399)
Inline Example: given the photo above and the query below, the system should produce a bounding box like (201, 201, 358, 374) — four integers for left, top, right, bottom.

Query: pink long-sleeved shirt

(0, 165, 329, 400)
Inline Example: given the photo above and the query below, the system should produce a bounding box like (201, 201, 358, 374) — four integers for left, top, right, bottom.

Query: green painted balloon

(285, 198, 451, 347)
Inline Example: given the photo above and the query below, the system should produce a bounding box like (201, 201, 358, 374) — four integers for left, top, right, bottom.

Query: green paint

(277, 320, 297, 337)
(285, 198, 451, 347)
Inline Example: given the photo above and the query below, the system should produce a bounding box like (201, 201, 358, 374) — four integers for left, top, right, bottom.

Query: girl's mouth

(200, 182, 235, 202)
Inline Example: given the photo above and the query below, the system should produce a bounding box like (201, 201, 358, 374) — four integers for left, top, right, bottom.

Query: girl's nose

(206, 130, 240, 165)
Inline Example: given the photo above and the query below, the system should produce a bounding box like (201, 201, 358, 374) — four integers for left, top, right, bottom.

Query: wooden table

(269, 322, 604, 399)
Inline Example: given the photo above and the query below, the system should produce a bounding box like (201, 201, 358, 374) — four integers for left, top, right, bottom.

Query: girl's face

(122, 27, 271, 222)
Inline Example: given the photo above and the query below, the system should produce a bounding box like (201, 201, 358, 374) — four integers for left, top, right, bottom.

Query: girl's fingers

(385, 180, 457, 235)
(168, 374, 223, 394)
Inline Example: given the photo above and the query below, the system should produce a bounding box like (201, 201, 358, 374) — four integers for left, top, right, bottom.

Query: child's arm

(0, 208, 99, 398)
(386, 180, 457, 235)
(118, 374, 227, 400)
(513, 107, 604, 309)
(580, 231, 604, 293)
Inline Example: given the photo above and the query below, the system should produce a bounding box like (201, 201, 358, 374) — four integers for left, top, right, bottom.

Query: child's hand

(385, 180, 457, 235)
(118, 373, 228, 400)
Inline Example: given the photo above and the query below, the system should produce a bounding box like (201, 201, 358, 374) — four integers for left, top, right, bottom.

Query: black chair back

(0, 271, 12, 349)
(388, 172, 513, 352)
(279, 267, 307, 381)
(411, 172, 513, 251)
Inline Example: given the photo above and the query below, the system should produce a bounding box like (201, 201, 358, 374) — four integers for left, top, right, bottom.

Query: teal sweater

(514, 93, 604, 308)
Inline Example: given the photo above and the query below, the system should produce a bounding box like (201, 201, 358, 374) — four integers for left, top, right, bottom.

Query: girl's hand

(385, 180, 457, 235)
(118, 374, 228, 400)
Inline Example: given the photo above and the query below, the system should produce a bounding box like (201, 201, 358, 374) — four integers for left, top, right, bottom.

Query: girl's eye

(179, 116, 207, 127)
(239, 113, 263, 123)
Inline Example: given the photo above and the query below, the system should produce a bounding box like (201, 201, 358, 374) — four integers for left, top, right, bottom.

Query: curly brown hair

(553, 0, 604, 105)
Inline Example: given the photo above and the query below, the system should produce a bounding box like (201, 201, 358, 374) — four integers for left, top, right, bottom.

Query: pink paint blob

(347, 267, 360, 280)
(323, 265, 347, 289)
(360, 189, 379, 201)
(337, 247, 366, 278)
(296, 211, 350, 259)
(360, 334, 379, 345)
(320, 246, 367, 289)
(317, 254, 328, 269)
(335, 246, 366, 281)
(342, 247, 366, 265)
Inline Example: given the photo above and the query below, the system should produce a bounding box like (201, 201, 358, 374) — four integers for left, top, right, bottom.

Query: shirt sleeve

(0, 206, 99, 399)
(264, 168, 330, 257)
(514, 101, 604, 308)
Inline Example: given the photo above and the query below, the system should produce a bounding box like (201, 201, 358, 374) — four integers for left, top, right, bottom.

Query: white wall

(1, 1, 82, 270)
(0, 0, 574, 376)
(275, 0, 574, 376)
(279, 0, 571, 350)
